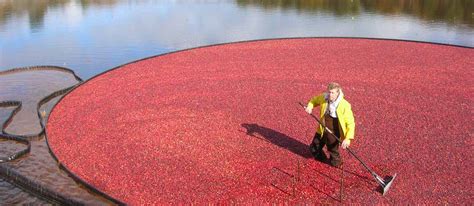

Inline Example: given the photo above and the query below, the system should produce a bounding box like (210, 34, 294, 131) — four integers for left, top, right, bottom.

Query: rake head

(379, 173, 397, 196)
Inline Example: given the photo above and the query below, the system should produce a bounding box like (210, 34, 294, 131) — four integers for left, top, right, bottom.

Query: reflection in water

(0, 0, 117, 31)
(0, 70, 76, 135)
(0, 68, 112, 205)
(237, 0, 473, 27)
(237, 0, 362, 16)
(1, 0, 472, 31)
(0, 0, 69, 31)
(78, 0, 118, 9)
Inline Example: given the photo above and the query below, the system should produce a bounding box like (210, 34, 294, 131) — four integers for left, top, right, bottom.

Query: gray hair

(327, 82, 342, 91)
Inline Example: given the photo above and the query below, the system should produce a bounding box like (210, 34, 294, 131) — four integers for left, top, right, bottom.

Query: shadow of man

(241, 123, 312, 159)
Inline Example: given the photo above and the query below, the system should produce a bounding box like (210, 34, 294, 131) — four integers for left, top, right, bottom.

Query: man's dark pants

(309, 114, 341, 167)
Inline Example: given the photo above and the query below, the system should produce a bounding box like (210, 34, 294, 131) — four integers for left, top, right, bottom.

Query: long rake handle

(298, 102, 384, 184)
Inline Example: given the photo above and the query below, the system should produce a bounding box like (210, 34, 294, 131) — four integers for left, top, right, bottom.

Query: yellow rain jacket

(307, 93, 355, 141)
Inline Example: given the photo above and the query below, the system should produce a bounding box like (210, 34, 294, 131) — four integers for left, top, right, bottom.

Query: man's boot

(310, 142, 328, 162)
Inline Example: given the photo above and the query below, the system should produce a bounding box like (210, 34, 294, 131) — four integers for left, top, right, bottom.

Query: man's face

(328, 88, 339, 102)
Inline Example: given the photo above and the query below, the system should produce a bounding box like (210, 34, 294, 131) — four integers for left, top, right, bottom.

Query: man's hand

(341, 139, 350, 149)
(305, 106, 313, 114)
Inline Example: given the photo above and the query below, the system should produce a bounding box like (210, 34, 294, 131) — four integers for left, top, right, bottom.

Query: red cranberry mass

(46, 38, 473, 204)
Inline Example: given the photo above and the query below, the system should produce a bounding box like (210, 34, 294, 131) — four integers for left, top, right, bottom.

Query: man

(305, 82, 355, 167)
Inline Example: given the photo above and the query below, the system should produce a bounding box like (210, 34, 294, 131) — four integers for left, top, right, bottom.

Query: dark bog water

(0, 0, 472, 204)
